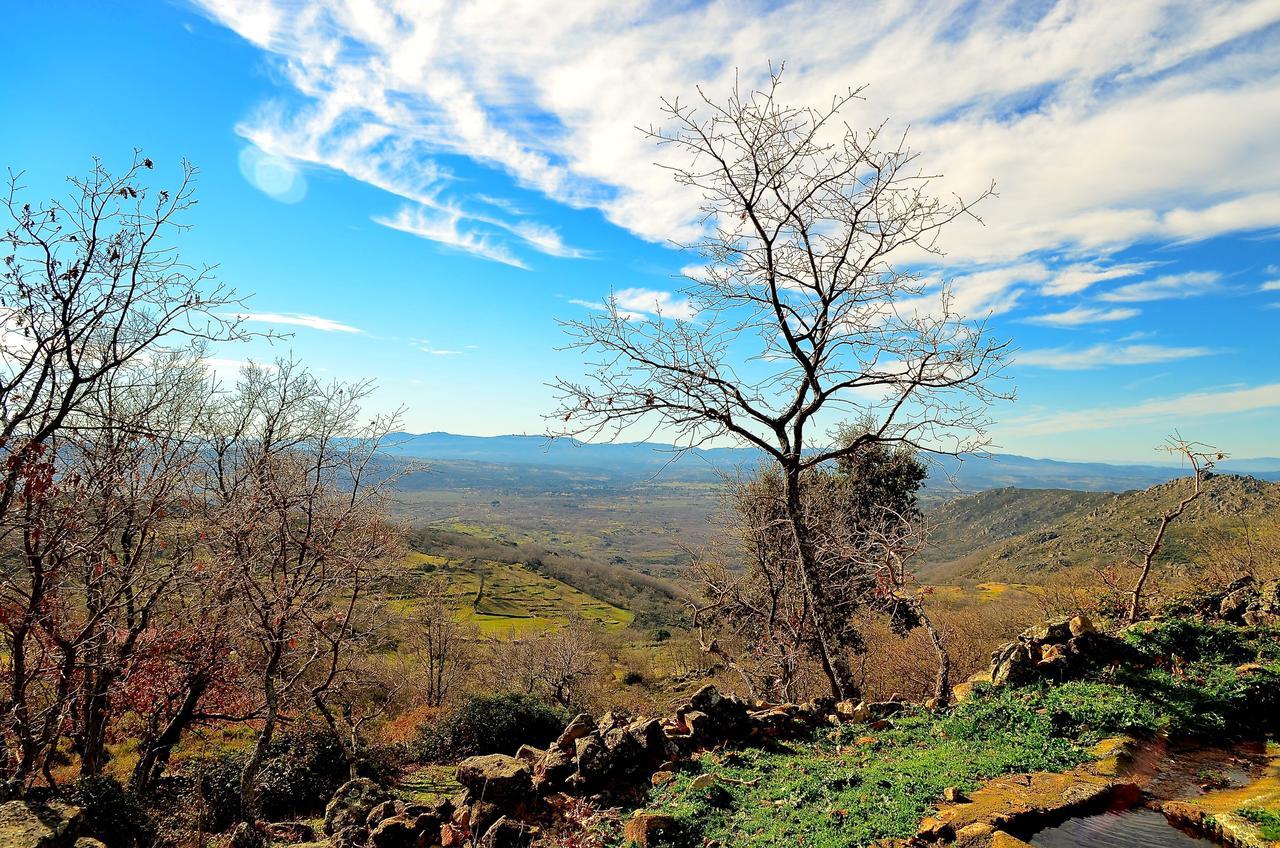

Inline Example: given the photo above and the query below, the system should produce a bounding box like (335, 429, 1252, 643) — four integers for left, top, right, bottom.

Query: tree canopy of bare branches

(553, 70, 1008, 699)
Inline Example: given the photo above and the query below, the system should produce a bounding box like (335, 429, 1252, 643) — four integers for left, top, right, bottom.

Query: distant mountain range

(384, 431, 1280, 493)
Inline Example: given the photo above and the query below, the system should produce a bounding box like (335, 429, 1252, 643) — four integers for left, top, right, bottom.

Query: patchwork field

(396, 551, 633, 634)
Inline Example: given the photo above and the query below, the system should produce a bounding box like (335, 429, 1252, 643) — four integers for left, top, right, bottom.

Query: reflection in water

(1029, 809, 1216, 848)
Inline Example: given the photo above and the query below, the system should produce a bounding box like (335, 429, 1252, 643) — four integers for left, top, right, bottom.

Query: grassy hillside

(930, 474, 1280, 581)
(392, 551, 634, 635)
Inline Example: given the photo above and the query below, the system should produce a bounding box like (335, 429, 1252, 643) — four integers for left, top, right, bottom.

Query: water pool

(1028, 808, 1217, 848)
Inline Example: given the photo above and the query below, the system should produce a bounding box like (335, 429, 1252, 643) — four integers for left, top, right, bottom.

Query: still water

(1028, 808, 1217, 848)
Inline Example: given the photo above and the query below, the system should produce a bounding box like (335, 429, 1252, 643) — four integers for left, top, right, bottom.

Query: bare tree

(0, 152, 246, 532)
(404, 578, 476, 708)
(200, 360, 402, 820)
(552, 70, 1007, 700)
(1125, 434, 1224, 623)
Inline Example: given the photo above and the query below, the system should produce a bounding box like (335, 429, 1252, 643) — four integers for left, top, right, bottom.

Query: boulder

(555, 714, 595, 751)
(0, 801, 82, 848)
(368, 815, 419, 848)
(329, 825, 369, 848)
(325, 778, 392, 835)
(477, 816, 532, 848)
(366, 799, 402, 828)
(623, 812, 677, 847)
(455, 755, 532, 807)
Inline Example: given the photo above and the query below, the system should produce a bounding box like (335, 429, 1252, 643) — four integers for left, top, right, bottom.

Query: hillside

(923, 487, 1114, 564)
(930, 473, 1280, 581)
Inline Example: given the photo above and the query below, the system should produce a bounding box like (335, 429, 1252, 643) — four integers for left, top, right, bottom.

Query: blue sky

(4, 1, 1279, 463)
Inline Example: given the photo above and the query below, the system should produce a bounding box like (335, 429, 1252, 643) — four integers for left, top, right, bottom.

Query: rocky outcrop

(987, 615, 1120, 687)
(0, 801, 82, 848)
(324, 778, 393, 848)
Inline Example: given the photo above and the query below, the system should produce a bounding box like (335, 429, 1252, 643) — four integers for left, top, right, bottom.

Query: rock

(369, 816, 420, 848)
(943, 786, 968, 803)
(325, 778, 392, 835)
(261, 822, 316, 844)
(1220, 585, 1257, 622)
(440, 822, 466, 848)
(329, 825, 369, 848)
(72, 840, 106, 848)
(991, 831, 1035, 848)
(0, 801, 82, 848)
(455, 755, 532, 807)
(917, 816, 955, 841)
(1068, 615, 1094, 637)
(954, 822, 996, 848)
(690, 774, 716, 791)
(477, 816, 532, 848)
(468, 801, 502, 838)
(651, 770, 674, 787)
(366, 799, 402, 828)
(228, 822, 264, 848)
(515, 744, 544, 763)
(623, 812, 677, 847)
(572, 733, 609, 784)
(555, 714, 595, 750)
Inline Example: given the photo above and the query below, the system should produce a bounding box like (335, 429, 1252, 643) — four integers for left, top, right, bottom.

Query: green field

(397, 551, 633, 634)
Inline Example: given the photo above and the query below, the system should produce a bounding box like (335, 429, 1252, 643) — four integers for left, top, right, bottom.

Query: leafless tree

(200, 360, 403, 820)
(1125, 434, 1224, 623)
(551, 69, 1008, 700)
(0, 152, 247, 532)
(404, 578, 476, 708)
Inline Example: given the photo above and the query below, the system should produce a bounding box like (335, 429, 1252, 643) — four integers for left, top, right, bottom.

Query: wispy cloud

(1098, 271, 1223, 303)
(1017, 343, 1215, 370)
(1261, 280, 1280, 292)
(376, 205, 529, 269)
(195, 0, 1280, 266)
(238, 312, 363, 333)
(1024, 306, 1141, 327)
(1040, 262, 1157, 297)
(571, 287, 695, 321)
(1003, 381, 1280, 437)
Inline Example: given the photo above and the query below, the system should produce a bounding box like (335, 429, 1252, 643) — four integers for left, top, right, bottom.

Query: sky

(3, 0, 1280, 463)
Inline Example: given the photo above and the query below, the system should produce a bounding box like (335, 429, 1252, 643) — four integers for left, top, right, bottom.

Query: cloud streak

(238, 312, 364, 333)
(1017, 343, 1215, 370)
(194, 0, 1280, 269)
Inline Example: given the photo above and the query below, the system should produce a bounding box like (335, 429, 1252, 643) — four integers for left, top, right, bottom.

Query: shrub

(622, 670, 646, 686)
(1039, 681, 1163, 741)
(67, 776, 155, 848)
(417, 692, 568, 761)
(1239, 808, 1280, 841)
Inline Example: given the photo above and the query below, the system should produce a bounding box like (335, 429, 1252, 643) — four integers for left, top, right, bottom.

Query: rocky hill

(925, 474, 1280, 582)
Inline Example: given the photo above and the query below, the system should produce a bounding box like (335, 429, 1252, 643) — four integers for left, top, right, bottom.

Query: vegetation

(1238, 807, 1280, 841)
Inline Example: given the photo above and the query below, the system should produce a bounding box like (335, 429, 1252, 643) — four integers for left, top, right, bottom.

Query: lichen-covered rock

(324, 778, 392, 836)
(455, 755, 532, 807)
(554, 714, 595, 751)
(0, 801, 82, 848)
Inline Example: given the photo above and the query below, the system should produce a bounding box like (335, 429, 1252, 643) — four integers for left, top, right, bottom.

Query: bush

(1039, 681, 1163, 741)
(1239, 808, 1280, 841)
(67, 776, 155, 848)
(417, 692, 568, 761)
(187, 726, 368, 830)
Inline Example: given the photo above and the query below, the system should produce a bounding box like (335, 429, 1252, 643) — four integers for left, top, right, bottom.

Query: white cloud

(1261, 280, 1280, 292)
(376, 205, 529, 268)
(193, 0, 1280, 267)
(1017, 343, 1215, 370)
(1003, 381, 1280, 437)
(238, 312, 363, 333)
(1097, 271, 1223, 303)
(1024, 305, 1140, 327)
(571, 287, 695, 321)
(1040, 262, 1157, 297)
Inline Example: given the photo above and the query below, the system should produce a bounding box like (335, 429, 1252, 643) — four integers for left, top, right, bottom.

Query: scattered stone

(365, 799, 401, 828)
(917, 816, 955, 841)
(72, 840, 106, 848)
(228, 822, 264, 848)
(477, 816, 532, 848)
(368, 815, 419, 848)
(943, 786, 968, 803)
(555, 714, 595, 750)
(650, 770, 674, 787)
(690, 774, 716, 791)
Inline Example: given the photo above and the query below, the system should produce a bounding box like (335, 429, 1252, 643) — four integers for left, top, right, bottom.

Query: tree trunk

(917, 605, 951, 707)
(782, 468, 859, 702)
(132, 676, 208, 793)
(240, 649, 282, 821)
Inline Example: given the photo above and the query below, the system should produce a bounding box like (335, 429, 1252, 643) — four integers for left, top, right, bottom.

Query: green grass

(397, 552, 633, 634)
(631, 697, 1091, 848)
(1238, 807, 1280, 841)
(622, 618, 1280, 848)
